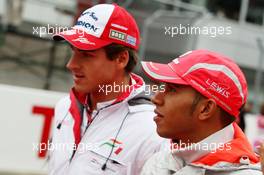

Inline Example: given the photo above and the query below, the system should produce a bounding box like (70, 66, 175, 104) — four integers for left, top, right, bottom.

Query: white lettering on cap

(75, 4, 115, 37)
(206, 78, 230, 98)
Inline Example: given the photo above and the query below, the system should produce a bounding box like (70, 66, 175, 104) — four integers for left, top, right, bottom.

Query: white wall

(0, 84, 65, 174)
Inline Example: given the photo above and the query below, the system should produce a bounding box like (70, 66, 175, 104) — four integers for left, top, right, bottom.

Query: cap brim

(53, 29, 112, 50)
(141, 61, 188, 85)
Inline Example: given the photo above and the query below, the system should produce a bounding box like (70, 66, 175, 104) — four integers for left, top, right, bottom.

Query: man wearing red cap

(140, 50, 262, 174)
(48, 4, 166, 175)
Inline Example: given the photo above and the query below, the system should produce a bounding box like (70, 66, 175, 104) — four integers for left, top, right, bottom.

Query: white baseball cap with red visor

(53, 4, 140, 50)
(141, 50, 248, 117)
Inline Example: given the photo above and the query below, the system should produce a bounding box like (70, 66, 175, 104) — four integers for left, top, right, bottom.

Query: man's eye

(81, 52, 92, 57)
(169, 88, 176, 92)
(166, 86, 176, 93)
(78, 50, 95, 57)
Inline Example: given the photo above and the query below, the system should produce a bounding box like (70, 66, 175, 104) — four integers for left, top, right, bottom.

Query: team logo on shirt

(100, 138, 123, 155)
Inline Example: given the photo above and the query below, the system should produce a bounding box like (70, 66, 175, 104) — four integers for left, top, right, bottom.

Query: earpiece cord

(101, 111, 129, 171)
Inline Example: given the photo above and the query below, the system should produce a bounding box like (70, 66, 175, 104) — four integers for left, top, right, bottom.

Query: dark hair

(220, 108, 236, 126)
(103, 43, 138, 73)
(190, 91, 203, 115)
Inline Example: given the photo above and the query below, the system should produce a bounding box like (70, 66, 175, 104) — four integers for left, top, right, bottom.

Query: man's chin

(156, 128, 166, 138)
(156, 129, 173, 139)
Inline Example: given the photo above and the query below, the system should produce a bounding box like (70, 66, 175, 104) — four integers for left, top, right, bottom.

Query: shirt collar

(172, 123, 234, 164)
(96, 99, 116, 110)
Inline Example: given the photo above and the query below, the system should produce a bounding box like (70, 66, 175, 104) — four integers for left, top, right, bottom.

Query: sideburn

(190, 91, 203, 115)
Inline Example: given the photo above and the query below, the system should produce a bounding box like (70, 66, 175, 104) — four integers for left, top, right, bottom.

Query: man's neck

(89, 74, 131, 110)
(179, 122, 225, 146)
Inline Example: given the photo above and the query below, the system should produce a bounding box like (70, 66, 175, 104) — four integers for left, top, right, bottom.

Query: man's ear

(115, 50, 129, 70)
(197, 99, 218, 121)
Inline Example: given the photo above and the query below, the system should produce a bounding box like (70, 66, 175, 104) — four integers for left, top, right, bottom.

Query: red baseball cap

(53, 4, 140, 50)
(141, 50, 248, 117)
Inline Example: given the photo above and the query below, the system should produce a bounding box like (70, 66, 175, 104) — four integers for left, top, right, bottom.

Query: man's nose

(66, 54, 80, 71)
(151, 91, 164, 106)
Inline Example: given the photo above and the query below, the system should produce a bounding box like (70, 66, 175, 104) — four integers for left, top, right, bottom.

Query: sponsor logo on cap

(111, 23, 128, 31)
(81, 11, 98, 21)
(72, 37, 95, 45)
(126, 35, 136, 46)
(109, 29, 126, 41)
(76, 21, 99, 33)
(205, 78, 230, 98)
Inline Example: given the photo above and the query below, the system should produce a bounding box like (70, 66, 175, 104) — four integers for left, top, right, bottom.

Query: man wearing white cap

(49, 4, 166, 175)
(140, 50, 262, 174)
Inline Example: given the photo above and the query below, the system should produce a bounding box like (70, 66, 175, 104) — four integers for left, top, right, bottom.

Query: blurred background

(0, 0, 264, 174)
